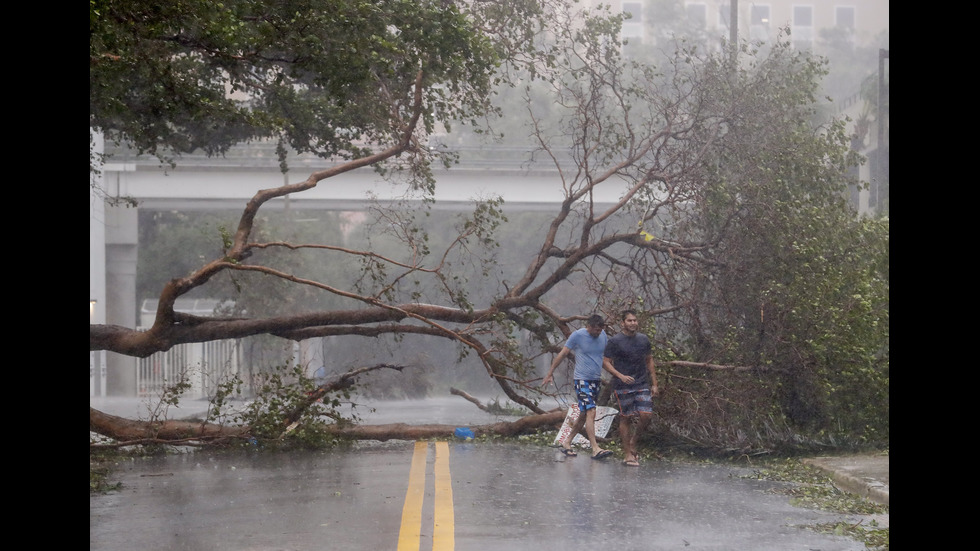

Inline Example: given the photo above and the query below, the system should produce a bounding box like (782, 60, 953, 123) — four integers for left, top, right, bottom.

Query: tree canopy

(90, 0, 888, 452)
(90, 0, 502, 177)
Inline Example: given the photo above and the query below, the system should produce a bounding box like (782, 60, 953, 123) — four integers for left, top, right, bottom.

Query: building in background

(609, 0, 888, 215)
(612, 0, 887, 54)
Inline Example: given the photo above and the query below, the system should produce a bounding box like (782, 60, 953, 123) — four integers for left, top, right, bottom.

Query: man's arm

(603, 356, 634, 384)
(646, 354, 659, 395)
(541, 346, 571, 386)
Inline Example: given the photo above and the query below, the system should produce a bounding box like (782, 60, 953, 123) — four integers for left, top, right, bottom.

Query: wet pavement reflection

(91, 397, 874, 550)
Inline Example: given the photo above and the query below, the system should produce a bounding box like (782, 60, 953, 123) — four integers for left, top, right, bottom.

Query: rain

(91, 1, 888, 549)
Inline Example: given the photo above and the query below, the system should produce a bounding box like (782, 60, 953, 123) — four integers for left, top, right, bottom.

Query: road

(90, 397, 882, 550)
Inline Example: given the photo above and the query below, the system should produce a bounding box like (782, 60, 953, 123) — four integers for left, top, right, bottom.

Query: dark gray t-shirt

(604, 332, 652, 390)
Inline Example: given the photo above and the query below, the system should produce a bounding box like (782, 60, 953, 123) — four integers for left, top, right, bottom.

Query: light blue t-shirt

(565, 327, 608, 381)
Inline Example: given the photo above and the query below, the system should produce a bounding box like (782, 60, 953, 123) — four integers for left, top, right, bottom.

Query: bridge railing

(102, 141, 575, 172)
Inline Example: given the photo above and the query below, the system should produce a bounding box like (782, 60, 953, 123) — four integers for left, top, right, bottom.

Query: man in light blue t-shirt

(541, 314, 614, 460)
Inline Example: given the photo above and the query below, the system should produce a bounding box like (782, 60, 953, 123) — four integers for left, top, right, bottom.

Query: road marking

(397, 441, 455, 551)
(398, 441, 428, 550)
(433, 441, 454, 550)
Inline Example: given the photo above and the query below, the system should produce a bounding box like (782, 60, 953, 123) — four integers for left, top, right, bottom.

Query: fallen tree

(90, 0, 888, 451)
(318, 410, 567, 442)
(90, 403, 569, 450)
(89, 406, 569, 448)
(90, 407, 246, 447)
(90, 364, 575, 448)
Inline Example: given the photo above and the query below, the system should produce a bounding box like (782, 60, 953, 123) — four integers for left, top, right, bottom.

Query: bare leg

(630, 413, 653, 461)
(584, 407, 604, 454)
(619, 415, 634, 461)
(562, 409, 588, 450)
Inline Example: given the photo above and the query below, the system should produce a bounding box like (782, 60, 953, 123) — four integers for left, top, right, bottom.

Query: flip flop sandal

(591, 449, 613, 460)
(623, 459, 640, 467)
(559, 447, 578, 457)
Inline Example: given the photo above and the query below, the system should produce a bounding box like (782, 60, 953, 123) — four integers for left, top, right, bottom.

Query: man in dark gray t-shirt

(603, 309, 659, 467)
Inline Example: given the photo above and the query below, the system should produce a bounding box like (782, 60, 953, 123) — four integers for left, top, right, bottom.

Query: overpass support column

(105, 204, 139, 396)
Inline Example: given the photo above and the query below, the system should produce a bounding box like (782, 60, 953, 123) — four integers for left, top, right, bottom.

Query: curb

(826, 469, 889, 507)
(802, 458, 889, 507)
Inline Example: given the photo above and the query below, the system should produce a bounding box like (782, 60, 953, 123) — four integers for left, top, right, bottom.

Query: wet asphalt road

(91, 439, 876, 551)
(91, 396, 883, 550)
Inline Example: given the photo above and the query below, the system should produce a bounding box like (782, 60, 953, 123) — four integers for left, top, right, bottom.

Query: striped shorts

(613, 387, 653, 416)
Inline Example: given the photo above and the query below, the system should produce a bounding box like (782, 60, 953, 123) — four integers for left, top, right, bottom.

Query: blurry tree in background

(91, 0, 887, 451)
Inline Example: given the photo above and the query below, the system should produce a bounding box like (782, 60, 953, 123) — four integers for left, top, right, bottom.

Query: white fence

(91, 350, 106, 396)
(136, 338, 242, 399)
(93, 331, 322, 399)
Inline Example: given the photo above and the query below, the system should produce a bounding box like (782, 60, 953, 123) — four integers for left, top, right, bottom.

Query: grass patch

(736, 455, 889, 550)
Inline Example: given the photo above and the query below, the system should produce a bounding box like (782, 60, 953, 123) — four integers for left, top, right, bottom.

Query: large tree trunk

(320, 410, 567, 441)
(88, 364, 574, 448)
(90, 407, 247, 445)
(89, 407, 568, 447)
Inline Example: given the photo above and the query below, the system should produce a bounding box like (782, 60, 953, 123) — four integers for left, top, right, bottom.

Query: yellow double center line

(398, 441, 455, 551)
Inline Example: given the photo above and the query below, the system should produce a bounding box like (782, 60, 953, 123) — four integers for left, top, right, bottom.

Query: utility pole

(730, 0, 738, 46)
(876, 48, 889, 212)
(727, 0, 738, 71)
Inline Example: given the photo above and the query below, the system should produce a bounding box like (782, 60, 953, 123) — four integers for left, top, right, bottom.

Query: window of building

(836, 6, 856, 29)
(622, 1, 643, 41)
(835, 5, 856, 45)
(687, 3, 707, 29)
(750, 4, 770, 41)
(792, 5, 813, 50)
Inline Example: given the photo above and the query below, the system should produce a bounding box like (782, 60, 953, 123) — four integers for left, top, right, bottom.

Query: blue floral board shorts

(573, 379, 600, 412)
(613, 387, 653, 416)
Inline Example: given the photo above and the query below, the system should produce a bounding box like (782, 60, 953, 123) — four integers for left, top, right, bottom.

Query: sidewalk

(803, 454, 889, 506)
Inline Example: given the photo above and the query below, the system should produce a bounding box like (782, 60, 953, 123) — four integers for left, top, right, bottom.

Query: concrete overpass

(90, 135, 623, 396)
(99, 138, 604, 210)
